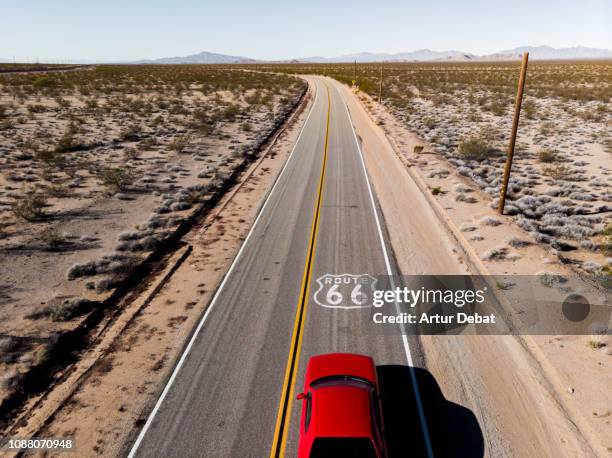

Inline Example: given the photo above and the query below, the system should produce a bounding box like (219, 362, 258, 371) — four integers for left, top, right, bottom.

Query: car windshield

(310, 437, 377, 458)
(310, 375, 374, 389)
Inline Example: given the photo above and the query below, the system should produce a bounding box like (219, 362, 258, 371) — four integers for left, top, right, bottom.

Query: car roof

(305, 353, 377, 385)
(312, 384, 373, 438)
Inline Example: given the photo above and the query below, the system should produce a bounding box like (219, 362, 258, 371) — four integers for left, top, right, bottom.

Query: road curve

(129, 78, 430, 458)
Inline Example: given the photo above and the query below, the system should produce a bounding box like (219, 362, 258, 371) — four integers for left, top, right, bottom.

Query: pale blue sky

(2, 0, 610, 62)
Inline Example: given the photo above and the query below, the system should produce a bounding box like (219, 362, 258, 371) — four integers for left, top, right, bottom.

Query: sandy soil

(336, 79, 610, 457)
(1, 83, 314, 457)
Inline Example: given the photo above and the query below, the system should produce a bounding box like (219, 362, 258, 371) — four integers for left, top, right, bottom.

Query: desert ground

(0, 61, 610, 456)
(0, 64, 306, 428)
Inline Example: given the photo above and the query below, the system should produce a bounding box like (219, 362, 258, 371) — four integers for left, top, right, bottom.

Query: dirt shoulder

(335, 78, 610, 456)
(1, 80, 315, 457)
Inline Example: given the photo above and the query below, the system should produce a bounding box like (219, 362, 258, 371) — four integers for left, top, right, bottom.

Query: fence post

(498, 52, 529, 214)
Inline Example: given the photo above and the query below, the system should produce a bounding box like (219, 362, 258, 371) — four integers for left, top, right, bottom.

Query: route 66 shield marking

(313, 274, 377, 309)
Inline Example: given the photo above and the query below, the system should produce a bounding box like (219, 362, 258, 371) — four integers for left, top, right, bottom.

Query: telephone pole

(378, 62, 383, 104)
(498, 52, 529, 215)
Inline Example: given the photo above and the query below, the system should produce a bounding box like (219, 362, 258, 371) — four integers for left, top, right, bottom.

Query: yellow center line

(269, 85, 331, 458)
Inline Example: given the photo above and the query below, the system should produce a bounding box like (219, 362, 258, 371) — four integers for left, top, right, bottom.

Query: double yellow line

(269, 86, 331, 458)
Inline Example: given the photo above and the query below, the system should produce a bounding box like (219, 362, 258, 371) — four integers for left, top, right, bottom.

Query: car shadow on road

(377, 365, 484, 458)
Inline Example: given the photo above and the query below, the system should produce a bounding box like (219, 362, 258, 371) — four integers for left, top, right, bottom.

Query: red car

(296, 353, 386, 458)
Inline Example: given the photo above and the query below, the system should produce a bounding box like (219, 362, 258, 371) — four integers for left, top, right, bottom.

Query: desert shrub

(27, 104, 46, 114)
(12, 190, 48, 221)
(32, 75, 54, 89)
(537, 271, 567, 287)
(458, 135, 490, 160)
(480, 216, 501, 226)
(54, 96, 71, 108)
(539, 121, 555, 136)
(46, 183, 71, 197)
(481, 246, 508, 260)
(537, 148, 557, 163)
(0, 370, 22, 390)
(67, 261, 98, 280)
(169, 135, 191, 153)
(30, 297, 91, 321)
(488, 99, 507, 116)
(67, 252, 138, 280)
(542, 164, 572, 180)
(36, 227, 66, 249)
(119, 124, 140, 141)
(139, 137, 158, 148)
(602, 222, 612, 256)
(422, 117, 436, 128)
(522, 99, 536, 119)
(97, 167, 134, 192)
(506, 237, 532, 248)
(55, 125, 78, 152)
(123, 147, 139, 160)
(0, 336, 18, 353)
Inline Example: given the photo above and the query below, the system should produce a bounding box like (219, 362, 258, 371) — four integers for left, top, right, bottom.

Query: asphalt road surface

(129, 78, 434, 458)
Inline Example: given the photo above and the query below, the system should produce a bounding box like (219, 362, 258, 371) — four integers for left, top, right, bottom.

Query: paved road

(129, 78, 433, 458)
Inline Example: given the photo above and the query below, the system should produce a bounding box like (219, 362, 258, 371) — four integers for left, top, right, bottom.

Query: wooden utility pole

(354, 60, 357, 82)
(378, 62, 383, 104)
(498, 52, 529, 214)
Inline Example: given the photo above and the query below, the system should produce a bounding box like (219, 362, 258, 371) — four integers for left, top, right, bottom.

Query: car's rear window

(310, 375, 373, 388)
(309, 437, 377, 458)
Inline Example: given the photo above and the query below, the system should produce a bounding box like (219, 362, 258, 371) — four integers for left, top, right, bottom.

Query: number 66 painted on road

(313, 274, 377, 309)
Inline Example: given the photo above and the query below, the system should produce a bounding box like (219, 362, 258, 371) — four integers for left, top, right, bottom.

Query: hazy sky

(3, 0, 611, 61)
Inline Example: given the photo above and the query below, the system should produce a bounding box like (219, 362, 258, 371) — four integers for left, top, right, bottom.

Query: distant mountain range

(131, 46, 612, 64)
(299, 50, 476, 63)
(5, 46, 609, 65)
(133, 50, 255, 64)
(482, 45, 612, 61)
(297, 46, 612, 63)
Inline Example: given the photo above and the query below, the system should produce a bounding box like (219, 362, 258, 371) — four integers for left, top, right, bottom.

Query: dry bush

(36, 227, 66, 249)
(458, 135, 490, 160)
(602, 222, 612, 257)
(522, 99, 536, 119)
(55, 125, 78, 152)
(97, 167, 134, 192)
(169, 135, 191, 153)
(537, 148, 558, 163)
(542, 164, 572, 180)
(12, 190, 48, 221)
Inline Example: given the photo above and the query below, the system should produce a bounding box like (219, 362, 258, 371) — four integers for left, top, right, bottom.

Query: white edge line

(337, 84, 435, 458)
(128, 84, 319, 458)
